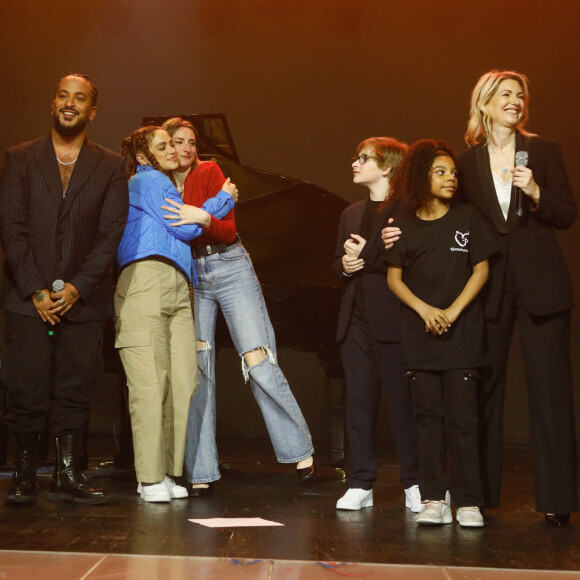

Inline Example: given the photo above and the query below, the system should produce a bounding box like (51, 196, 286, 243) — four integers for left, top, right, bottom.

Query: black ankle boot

(47, 433, 110, 504)
(7, 432, 40, 504)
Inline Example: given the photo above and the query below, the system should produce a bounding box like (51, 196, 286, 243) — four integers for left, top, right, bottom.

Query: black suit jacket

(457, 134, 576, 318)
(333, 198, 403, 342)
(0, 135, 129, 321)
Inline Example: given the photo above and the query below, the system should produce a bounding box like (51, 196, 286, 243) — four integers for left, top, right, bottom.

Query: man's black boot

(7, 432, 40, 504)
(47, 433, 110, 505)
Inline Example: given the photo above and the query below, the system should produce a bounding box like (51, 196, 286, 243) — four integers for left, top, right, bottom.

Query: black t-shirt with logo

(384, 204, 497, 371)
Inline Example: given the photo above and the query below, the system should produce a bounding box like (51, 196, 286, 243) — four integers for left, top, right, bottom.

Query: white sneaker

(139, 482, 170, 503)
(456, 506, 484, 527)
(415, 499, 453, 525)
(137, 477, 188, 499)
(336, 488, 373, 510)
(163, 476, 188, 499)
(405, 484, 422, 512)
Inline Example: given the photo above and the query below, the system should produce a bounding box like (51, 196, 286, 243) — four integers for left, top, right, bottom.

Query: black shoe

(7, 432, 40, 505)
(297, 458, 316, 481)
(46, 433, 110, 505)
(189, 483, 213, 497)
(545, 513, 570, 527)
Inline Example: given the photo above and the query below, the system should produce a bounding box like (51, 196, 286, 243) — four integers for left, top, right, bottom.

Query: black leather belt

(191, 235, 240, 258)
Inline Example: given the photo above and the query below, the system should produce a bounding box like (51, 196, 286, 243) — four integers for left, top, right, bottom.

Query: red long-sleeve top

(183, 161, 237, 246)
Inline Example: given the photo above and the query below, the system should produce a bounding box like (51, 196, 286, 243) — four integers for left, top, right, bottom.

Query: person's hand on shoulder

(381, 218, 402, 250)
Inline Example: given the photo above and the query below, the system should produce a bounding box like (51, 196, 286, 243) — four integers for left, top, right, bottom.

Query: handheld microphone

(514, 151, 528, 218)
(52, 279, 65, 293)
(48, 279, 66, 336)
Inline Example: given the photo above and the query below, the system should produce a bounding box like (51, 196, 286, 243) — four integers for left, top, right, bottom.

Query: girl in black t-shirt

(385, 139, 496, 528)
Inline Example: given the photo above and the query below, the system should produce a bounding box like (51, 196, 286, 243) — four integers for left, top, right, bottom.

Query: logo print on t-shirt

(451, 230, 470, 252)
(455, 231, 469, 247)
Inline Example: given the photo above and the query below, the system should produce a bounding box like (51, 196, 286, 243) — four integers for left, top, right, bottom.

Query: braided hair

(121, 126, 163, 178)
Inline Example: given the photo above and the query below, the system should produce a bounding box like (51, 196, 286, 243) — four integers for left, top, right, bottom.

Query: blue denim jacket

(117, 165, 234, 283)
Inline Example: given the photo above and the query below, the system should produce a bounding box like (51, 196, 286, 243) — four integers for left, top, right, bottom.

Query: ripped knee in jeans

(197, 340, 210, 352)
(196, 340, 212, 381)
(241, 346, 276, 381)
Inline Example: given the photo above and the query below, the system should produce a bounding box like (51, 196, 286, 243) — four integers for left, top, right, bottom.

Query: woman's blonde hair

(464, 70, 535, 146)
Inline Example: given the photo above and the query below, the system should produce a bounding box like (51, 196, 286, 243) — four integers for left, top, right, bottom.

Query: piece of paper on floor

(189, 517, 284, 528)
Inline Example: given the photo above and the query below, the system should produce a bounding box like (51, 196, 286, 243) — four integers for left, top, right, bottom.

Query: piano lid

(143, 114, 348, 288)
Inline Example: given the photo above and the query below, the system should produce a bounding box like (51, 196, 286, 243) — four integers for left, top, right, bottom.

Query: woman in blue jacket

(115, 126, 236, 503)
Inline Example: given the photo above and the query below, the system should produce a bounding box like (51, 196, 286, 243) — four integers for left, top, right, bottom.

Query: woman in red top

(162, 118, 314, 495)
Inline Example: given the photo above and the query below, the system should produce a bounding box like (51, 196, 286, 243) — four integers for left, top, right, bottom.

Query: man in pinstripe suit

(0, 74, 128, 504)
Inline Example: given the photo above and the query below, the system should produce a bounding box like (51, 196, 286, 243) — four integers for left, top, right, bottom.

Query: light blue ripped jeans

(185, 241, 314, 483)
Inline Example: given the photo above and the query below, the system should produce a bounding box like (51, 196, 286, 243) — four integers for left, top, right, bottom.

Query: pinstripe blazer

(0, 135, 129, 321)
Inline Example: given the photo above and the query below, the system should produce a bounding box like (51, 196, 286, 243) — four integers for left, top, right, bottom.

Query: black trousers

(410, 368, 483, 508)
(340, 322, 419, 490)
(479, 268, 578, 513)
(2, 312, 103, 436)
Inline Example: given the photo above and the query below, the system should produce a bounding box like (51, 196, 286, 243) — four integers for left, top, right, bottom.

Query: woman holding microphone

(457, 70, 577, 526)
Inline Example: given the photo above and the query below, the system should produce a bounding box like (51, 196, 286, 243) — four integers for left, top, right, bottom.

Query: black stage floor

(0, 439, 579, 578)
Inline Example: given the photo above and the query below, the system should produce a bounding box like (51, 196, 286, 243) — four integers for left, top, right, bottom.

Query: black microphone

(52, 279, 65, 293)
(514, 150, 528, 218)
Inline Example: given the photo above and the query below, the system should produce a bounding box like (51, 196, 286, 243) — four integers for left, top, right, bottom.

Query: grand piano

(114, 114, 349, 468)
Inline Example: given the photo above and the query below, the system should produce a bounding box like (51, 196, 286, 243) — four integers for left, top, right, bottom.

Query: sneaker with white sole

(415, 499, 453, 525)
(456, 506, 484, 527)
(405, 484, 422, 513)
(137, 477, 188, 500)
(336, 488, 373, 510)
(139, 482, 170, 503)
(163, 476, 188, 499)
